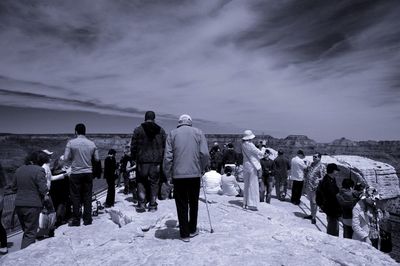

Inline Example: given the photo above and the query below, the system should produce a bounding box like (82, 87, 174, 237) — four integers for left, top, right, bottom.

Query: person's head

(278, 150, 284, 156)
(326, 163, 340, 174)
(242, 130, 255, 142)
(144, 111, 156, 122)
(178, 114, 192, 127)
(342, 178, 355, 189)
(312, 153, 322, 163)
(363, 186, 381, 206)
(297, 150, 305, 159)
(39, 150, 54, 165)
(75, 123, 86, 135)
(227, 143, 234, 149)
(210, 163, 218, 171)
(264, 149, 271, 158)
(108, 149, 116, 156)
(24, 151, 38, 165)
(224, 166, 233, 176)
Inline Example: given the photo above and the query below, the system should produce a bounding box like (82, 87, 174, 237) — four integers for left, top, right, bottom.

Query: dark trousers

(275, 176, 287, 200)
(260, 175, 274, 203)
(137, 163, 160, 207)
(15, 206, 41, 249)
(69, 173, 93, 224)
(291, 180, 304, 205)
(105, 177, 116, 206)
(327, 216, 339, 237)
(0, 210, 7, 248)
(343, 224, 353, 239)
(173, 177, 201, 238)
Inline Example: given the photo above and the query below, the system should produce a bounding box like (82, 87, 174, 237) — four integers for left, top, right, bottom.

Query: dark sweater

(13, 165, 48, 207)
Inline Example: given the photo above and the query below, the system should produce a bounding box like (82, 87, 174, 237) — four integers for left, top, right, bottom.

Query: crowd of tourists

(1, 111, 392, 252)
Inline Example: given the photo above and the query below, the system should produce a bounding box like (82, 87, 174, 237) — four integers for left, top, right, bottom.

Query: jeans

(69, 173, 93, 224)
(343, 224, 353, 239)
(173, 177, 201, 238)
(275, 176, 287, 200)
(15, 206, 42, 249)
(307, 190, 317, 218)
(105, 177, 116, 206)
(327, 216, 339, 236)
(260, 175, 274, 203)
(137, 163, 161, 207)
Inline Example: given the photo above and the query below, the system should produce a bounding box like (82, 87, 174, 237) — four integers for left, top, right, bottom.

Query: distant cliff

(1, 133, 399, 180)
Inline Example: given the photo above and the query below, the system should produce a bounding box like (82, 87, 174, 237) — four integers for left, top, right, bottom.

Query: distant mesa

(332, 137, 357, 146)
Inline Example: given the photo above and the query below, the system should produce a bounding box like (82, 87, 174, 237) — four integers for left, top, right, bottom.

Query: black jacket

(319, 174, 341, 218)
(131, 122, 166, 164)
(104, 156, 117, 181)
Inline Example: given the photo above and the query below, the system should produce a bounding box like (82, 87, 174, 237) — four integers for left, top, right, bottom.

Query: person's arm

(64, 141, 72, 163)
(130, 129, 139, 162)
(93, 146, 100, 162)
(35, 167, 49, 197)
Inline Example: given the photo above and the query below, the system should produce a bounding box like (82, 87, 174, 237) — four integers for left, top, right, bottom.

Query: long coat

(242, 141, 264, 209)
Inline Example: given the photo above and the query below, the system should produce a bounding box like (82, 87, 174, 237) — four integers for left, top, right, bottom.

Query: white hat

(42, 149, 53, 155)
(242, 130, 255, 140)
(178, 114, 192, 126)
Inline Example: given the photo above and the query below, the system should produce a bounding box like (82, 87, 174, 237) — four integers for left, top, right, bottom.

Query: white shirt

(202, 170, 222, 194)
(290, 156, 308, 181)
(221, 174, 240, 196)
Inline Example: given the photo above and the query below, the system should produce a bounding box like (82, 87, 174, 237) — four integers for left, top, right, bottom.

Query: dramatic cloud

(0, 0, 399, 141)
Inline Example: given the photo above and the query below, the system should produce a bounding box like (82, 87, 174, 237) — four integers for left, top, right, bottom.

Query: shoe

(83, 220, 92, 226)
(0, 247, 8, 255)
(303, 215, 313, 220)
(311, 218, 316, 224)
(136, 205, 146, 213)
(104, 203, 113, 208)
(68, 220, 80, 227)
(248, 206, 258, 211)
(189, 229, 199, 238)
(148, 204, 158, 212)
(180, 237, 190, 242)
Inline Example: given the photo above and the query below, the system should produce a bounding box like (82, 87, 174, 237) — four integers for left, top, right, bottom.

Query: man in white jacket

(163, 114, 209, 242)
(290, 150, 308, 205)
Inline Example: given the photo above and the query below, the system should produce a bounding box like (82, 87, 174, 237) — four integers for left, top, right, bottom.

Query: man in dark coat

(273, 150, 290, 201)
(104, 149, 117, 208)
(222, 143, 237, 167)
(319, 163, 342, 236)
(131, 111, 166, 212)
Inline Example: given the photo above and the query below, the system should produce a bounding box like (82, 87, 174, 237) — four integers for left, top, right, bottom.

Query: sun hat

(242, 130, 255, 140)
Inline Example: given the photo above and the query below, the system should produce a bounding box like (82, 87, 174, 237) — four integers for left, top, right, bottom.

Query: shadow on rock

(228, 199, 243, 207)
(293, 211, 308, 218)
(155, 220, 180, 240)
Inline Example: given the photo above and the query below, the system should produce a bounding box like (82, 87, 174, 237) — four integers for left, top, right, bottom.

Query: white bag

(39, 211, 56, 230)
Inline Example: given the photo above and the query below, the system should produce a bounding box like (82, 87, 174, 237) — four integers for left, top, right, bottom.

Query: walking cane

(201, 179, 214, 233)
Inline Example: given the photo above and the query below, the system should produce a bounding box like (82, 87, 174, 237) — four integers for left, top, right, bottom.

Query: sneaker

(68, 219, 80, 227)
(0, 247, 8, 255)
(303, 215, 313, 220)
(83, 220, 92, 226)
(189, 229, 199, 238)
(180, 237, 190, 242)
(311, 218, 316, 224)
(136, 205, 146, 213)
(148, 204, 158, 212)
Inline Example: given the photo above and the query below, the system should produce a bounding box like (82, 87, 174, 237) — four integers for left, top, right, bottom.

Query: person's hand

(167, 178, 174, 187)
(65, 167, 72, 176)
(364, 237, 372, 244)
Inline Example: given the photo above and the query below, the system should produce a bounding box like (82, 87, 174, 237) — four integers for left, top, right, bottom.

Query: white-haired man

(163, 114, 209, 242)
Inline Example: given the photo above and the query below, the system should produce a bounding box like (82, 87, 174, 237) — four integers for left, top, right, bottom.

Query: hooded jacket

(131, 121, 167, 164)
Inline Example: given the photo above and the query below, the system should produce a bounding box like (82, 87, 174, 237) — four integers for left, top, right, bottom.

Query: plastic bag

(39, 211, 56, 230)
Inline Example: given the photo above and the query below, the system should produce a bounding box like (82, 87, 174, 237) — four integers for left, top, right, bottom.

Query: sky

(0, 0, 399, 142)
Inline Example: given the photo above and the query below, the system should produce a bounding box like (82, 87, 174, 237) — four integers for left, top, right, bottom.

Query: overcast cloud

(0, 0, 399, 142)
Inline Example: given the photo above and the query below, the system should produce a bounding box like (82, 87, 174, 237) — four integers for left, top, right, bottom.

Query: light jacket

(290, 156, 307, 181)
(163, 125, 209, 179)
(242, 141, 263, 171)
(352, 201, 370, 242)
